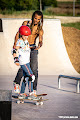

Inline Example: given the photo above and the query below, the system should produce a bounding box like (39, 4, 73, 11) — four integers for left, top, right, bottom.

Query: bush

(44, 6, 80, 16)
(44, 7, 55, 15)
(0, 0, 39, 11)
(42, 0, 57, 10)
(0, 8, 15, 15)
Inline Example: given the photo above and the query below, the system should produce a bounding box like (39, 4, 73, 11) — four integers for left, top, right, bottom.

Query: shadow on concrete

(39, 83, 79, 94)
(12, 98, 35, 105)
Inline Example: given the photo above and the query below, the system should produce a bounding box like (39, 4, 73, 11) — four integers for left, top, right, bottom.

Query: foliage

(42, 0, 57, 9)
(0, 0, 39, 11)
(0, 0, 57, 11)
(77, 0, 80, 2)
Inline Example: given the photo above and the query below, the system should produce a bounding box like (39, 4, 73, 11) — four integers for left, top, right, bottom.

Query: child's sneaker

(28, 92, 38, 100)
(33, 90, 37, 97)
(18, 93, 27, 99)
(13, 82, 20, 93)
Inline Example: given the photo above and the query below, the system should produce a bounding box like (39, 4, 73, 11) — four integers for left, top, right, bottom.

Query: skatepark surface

(0, 75, 80, 120)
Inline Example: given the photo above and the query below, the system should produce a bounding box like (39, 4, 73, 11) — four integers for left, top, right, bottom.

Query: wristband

(14, 57, 19, 63)
(11, 48, 17, 55)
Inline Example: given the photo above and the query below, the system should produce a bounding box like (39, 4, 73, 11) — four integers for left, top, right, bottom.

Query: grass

(0, 10, 35, 18)
(61, 22, 80, 30)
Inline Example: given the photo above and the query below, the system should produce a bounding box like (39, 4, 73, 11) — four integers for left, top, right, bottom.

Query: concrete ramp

(39, 19, 79, 75)
(0, 18, 79, 75)
(0, 18, 28, 75)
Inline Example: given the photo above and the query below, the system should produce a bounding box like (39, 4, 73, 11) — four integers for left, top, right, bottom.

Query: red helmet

(19, 25, 31, 36)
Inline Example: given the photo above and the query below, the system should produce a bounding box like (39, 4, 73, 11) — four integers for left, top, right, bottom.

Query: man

(13, 10, 43, 95)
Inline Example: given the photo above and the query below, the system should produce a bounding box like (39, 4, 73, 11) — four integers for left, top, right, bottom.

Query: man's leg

(30, 50, 38, 91)
(13, 67, 23, 93)
(14, 67, 23, 85)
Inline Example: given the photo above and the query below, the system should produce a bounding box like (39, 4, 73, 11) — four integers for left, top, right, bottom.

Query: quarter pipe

(0, 18, 79, 75)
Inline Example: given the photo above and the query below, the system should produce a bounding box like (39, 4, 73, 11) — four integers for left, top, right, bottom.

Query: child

(12, 25, 37, 99)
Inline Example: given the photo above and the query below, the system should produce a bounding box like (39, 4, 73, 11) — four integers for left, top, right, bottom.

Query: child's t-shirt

(16, 39, 30, 65)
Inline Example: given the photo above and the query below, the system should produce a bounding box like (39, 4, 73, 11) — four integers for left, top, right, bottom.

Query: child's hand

(15, 62, 20, 66)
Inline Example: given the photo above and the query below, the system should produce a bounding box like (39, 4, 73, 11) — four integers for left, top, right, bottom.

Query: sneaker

(18, 93, 27, 99)
(13, 82, 20, 93)
(28, 92, 38, 100)
(33, 90, 36, 94)
(29, 92, 37, 97)
(33, 90, 37, 97)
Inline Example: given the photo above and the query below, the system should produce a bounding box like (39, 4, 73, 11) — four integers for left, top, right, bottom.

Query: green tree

(30, 0, 39, 10)
(0, 0, 15, 10)
(42, 0, 57, 9)
(0, 0, 39, 11)
(15, 0, 39, 10)
(77, 0, 80, 3)
(14, 0, 39, 10)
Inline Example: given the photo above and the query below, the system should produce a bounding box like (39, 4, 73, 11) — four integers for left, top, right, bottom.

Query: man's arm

(35, 29, 44, 50)
(39, 29, 43, 47)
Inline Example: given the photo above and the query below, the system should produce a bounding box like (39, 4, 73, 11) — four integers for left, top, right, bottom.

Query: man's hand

(34, 46, 40, 50)
(34, 41, 43, 50)
(39, 41, 43, 47)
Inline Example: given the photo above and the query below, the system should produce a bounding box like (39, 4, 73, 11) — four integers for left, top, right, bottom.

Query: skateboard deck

(12, 93, 48, 105)
(36, 93, 47, 96)
(19, 93, 47, 97)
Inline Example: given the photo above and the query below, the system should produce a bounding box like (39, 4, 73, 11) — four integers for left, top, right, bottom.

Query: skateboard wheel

(17, 100, 20, 104)
(36, 102, 39, 105)
(40, 102, 43, 105)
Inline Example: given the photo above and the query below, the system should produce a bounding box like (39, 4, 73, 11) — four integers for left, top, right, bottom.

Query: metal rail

(58, 75, 80, 93)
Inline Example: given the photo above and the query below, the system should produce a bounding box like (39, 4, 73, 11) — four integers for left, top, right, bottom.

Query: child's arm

(13, 32, 19, 48)
(12, 46, 20, 66)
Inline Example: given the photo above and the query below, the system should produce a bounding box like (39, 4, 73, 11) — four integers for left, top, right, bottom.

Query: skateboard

(12, 93, 48, 105)
(36, 93, 47, 97)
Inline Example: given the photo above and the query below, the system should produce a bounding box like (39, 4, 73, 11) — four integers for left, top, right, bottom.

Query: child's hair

(19, 34, 22, 38)
(30, 10, 43, 31)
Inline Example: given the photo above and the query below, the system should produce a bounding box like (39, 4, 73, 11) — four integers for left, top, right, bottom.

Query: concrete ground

(0, 75, 80, 120)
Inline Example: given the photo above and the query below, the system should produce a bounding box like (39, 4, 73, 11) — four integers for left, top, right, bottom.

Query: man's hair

(31, 10, 43, 27)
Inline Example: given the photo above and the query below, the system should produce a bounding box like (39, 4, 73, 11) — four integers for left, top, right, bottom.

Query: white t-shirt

(16, 39, 30, 65)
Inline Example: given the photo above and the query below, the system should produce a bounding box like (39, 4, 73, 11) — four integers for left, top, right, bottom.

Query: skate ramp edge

(0, 18, 79, 75)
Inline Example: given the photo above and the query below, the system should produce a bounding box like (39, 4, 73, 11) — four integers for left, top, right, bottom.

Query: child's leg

(28, 81, 33, 93)
(20, 77, 28, 93)
(20, 81, 27, 93)
(21, 63, 35, 93)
